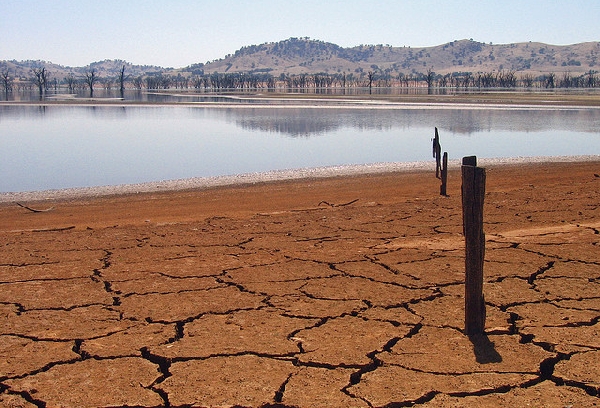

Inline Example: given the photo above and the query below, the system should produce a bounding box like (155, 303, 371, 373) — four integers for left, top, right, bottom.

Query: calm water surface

(1, 104, 599, 192)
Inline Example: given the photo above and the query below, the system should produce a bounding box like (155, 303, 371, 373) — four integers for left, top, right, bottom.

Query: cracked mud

(1, 162, 599, 407)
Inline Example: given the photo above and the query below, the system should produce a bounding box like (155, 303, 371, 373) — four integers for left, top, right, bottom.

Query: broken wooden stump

(440, 152, 448, 196)
(433, 127, 448, 196)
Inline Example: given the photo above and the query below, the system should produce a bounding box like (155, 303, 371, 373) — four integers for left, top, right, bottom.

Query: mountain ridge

(2, 38, 598, 82)
(196, 37, 598, 77)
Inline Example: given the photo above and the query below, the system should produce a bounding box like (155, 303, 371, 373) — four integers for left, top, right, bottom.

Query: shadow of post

(469, 333, 502, 364)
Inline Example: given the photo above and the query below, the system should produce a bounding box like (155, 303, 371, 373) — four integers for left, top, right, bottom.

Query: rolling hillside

(2, 38, 599, 84)
(0, 59, 168, 83)
(198, 37, 599, 76)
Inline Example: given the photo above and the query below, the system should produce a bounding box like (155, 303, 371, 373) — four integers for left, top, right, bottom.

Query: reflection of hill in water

(3, 105, 597, 137)
(225, 108, 395, 137)
(233, 109, 341, 137)
(433, 108, 600, 135)
(220, 107, 600, 137)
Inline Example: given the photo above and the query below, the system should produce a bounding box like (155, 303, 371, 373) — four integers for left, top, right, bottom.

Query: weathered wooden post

(433, 127, 448, 196)
(440, 152, 448, 196)
(461, 156, 486, 335)
(433, 127, 441, 179)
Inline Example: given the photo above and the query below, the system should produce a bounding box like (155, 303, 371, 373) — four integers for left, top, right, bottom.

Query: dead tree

(118, 65, 127, 96)
(521, 73, 534, 88)
(133, 76, 144, 90)
(65, 73, 77, 93)
(367, 71, 374, 94)
(1, 69, 12, 94)
(545, 72, 555, 89)
(586, 70, 597, 88)
(31, 67, 49, 97)
(84, 69, 98, 97)
(426, 68, 435, 94)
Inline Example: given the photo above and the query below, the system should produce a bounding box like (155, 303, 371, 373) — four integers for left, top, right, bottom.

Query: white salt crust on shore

(1, 155, 598, 203)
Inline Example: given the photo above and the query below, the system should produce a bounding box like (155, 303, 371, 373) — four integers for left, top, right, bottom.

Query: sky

(1, 0, 598, 68)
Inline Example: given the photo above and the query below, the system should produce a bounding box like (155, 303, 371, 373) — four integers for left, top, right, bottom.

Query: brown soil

(1, 161, 599, 407)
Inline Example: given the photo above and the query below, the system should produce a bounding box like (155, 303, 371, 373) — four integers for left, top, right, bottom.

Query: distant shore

(2, 88, 600, 108)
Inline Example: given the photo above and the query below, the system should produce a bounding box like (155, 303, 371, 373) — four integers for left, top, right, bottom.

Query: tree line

(1, 65, 127, 97)
(2, 65, 599, 97)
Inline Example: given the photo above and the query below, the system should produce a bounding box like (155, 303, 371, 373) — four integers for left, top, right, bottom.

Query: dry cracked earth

(0, 162, 599, 407)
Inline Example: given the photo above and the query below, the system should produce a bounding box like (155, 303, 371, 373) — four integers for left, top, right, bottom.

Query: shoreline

(2, 155, 598, 204)
(3, 99, 600, 110)
(5, 104, 600, 113)
(3, 88, 600, 108)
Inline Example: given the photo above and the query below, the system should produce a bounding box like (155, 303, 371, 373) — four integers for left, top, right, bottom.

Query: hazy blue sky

(1, 0, 598, 68)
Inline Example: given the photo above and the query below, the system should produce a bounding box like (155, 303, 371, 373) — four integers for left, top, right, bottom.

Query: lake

(1, 99, 599, 193)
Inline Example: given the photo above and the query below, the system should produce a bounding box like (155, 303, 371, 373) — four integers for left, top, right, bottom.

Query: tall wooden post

(433, 128, 441, 179)
(461, 156, 486, 335)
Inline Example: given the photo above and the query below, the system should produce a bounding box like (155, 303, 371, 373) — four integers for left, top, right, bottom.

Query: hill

(197, 37, 599, 77)
(2, 38, 599, 87)
(0, 59, 167, 83)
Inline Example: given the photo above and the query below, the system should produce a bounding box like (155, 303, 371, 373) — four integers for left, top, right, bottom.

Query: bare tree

(31, 67, 49, 97)
(367, 71, 374, 94)
(118, 65, 127, 96)
(586, 70, 597, 88)
(84, 69, 98, 96)
(425, 68, 435, 89)
(521, 73, 534, 88)
(559, 72, 573, 88)
(1, 68, 12, 95)
(437, 74, 449, 88)
(132, 76, 144, 90)
(65, 73, 77, 92)
(544, 72, 555, 89)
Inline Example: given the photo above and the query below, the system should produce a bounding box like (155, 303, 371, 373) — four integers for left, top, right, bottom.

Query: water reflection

(0, 104, 598, 192)
(2, 105, 599, 137)
(220, 107, 599, 136)
(225, 108, 366, 137)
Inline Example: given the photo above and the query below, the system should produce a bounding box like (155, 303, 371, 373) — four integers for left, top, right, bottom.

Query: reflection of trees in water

(222, 107, 600, 137)
(234, 110, 340, 137)
(0, 105, 132, 120)
(2, 105, 597, 136)
(435, 108, 600, 135)
(228, 108, 396, 137)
